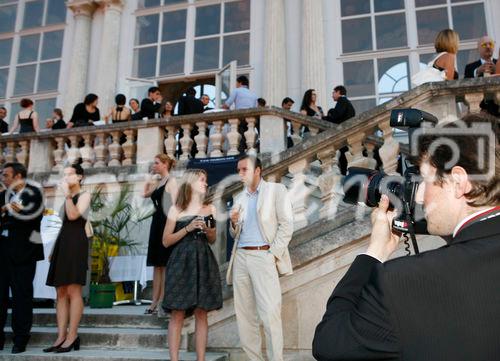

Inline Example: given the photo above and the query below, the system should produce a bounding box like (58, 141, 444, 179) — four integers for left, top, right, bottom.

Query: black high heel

(43, 339, 65, 352)
(55, 337, 80, 353)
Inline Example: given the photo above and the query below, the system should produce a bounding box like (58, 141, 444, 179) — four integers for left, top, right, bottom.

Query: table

(108, 255, 153, 305)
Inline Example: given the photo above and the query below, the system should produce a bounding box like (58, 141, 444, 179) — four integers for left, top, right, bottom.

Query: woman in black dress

(8, 98, 40, 134)
(162, 169, 222, 361)
(68, 93, 100, 127)
(45, 163, 91, 353)
(143, 154, 177, 314)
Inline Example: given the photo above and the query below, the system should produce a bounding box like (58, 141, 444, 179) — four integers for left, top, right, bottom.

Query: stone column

(64, 1, 97, 117)
(262, 0, 287, 106)
(94, 0, 124, 113)
(302, 0, 327, 107)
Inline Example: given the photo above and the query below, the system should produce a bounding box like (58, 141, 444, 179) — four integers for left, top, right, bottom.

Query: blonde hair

(155, 153, 176, 171)
(175, 169, 208, 212)
(434, 29, 460, 54)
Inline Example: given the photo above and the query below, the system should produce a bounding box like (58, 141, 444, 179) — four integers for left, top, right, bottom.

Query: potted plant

(89, 184, 152, 308)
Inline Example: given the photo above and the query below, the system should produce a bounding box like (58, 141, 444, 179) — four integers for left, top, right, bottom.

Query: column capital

(95, 0, 124, 12)
(67, 1, 98, 17)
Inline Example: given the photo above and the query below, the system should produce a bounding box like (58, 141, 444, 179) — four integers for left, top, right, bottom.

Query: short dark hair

(415, 113, 499, 207)
(129, 98, 139, 105)
(186, 87, 196, 96)
(0, 106, 7, 111)
(282, 97, 294, 106)
(84, 93, 98, 105)
(237, 75, 249, 87)
(70, 163, 84, 182)
(3, 162, 27, 179)
(20, 98, 34, 108)
(238, 154, 262, 171)
(257, 98, 266, 107)
(53, 108, 63, 119)
(148, 86, 160, 94)
(115, 94, 126, 106)
(334, 85, 347, 96)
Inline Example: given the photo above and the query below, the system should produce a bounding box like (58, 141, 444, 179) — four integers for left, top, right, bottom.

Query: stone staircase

(1, 306, 228, 361)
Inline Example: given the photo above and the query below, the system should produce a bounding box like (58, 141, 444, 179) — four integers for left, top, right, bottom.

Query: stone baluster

(290, 121, 302, 146)
(265, 169, 287, 183)
(194, 122, 208, 158)
(179, 124, 193, 161)
(378, 120, 400, 174)
(309, 127, 319, 136)
(6, 142, 15, 163)
(317, 147, 342, 219)
(288, 158, 312, 229)
(122, 129, 136, 166)
(67, 135, 81, 165)
(52, 137, 65, 171)
(364, 142, 378, 170)
(464, 92, 484, 113)
(80, 134, 95, 168)
(346, 132, 370, 169)
(495, 91, 500, 106)
(226, 118, 241, 156)
(94, 133, 108, 168)
(164, 126, 177, 158)
(16, 140, 29, 166)
(108, 131, 122, 166)
(209, 121, 224, 158)
(0, 143, 5, 166)
(244, 117, 258, 155)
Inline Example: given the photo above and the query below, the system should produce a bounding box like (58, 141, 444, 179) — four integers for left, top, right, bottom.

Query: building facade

(1, 0, 499, 127)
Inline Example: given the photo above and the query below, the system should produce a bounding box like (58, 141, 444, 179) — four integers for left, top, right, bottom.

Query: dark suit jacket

(464, 58, 497, 78)
(0, 185, 44, 264)
(322, 97, 356, 125)
(177, 95, 204, 116)
(0, 119, 8, 133)
(313, 213, 500, 361)
(140, 98, 161, 120)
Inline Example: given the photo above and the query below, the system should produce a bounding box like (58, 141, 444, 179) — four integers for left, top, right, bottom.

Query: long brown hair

(175, 169, 208, 212)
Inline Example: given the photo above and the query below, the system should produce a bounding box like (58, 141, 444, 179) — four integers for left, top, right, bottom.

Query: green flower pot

(89, 283, 115, 308)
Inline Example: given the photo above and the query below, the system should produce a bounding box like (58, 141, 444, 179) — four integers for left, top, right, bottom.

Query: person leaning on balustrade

(9, 98, 40, 134)
(68, 93, 100, 128)
(0, 107, 9, 134)
(129, 98, 142, 120)
(141, 87, 163, 120)
(162, 101, 174, 117)
(162, 169, 222, 361)
(45, 163, 90, 354)
(142, 154, 177, 316)
(51, 109, 67, 130)
(104, 93, 131, 124)
(431, 28, 460, 81)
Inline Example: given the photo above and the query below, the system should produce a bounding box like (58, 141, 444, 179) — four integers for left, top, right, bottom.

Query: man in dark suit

(201, 94, 213, 112)
(323, 86, 356, 175)
(464, 36, 498, 116)
(0, 163, 44, 354)
(140, 86, 163, 120)
(0, 107, 8, 134)
(313, 113, 500, 361)
(177, 87, 204, 116)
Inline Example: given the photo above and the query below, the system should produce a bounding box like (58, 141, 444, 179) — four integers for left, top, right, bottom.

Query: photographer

(313, 113, 500, 361)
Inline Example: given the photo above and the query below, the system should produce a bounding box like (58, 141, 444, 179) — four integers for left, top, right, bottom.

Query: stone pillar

(259, 115, 286, 156)
(302, 0, 327, 107)
(64, 1, 97, 117)
(94, 0, 124, 112)
(262, 0, 287, 106)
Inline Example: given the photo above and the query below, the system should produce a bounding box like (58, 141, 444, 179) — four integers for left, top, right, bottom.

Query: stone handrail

(0, 107, 333, 174)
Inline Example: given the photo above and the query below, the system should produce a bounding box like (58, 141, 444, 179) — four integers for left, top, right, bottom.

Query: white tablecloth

(108, 255, 153, 289)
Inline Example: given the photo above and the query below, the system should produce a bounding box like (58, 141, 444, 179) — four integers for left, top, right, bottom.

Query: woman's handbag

(411, 52, 448, 87)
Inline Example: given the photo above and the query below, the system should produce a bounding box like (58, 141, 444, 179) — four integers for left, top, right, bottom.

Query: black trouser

(0, 257, 37, 347)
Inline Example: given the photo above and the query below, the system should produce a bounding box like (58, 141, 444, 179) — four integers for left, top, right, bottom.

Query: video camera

(342, 109, 438, 254)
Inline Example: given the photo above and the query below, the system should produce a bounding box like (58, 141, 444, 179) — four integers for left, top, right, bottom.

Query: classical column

(94, 0, 124, 112)
(64, 1, 97, 118)
(262, 0, 287, 106)
(302, 0, 327, 108)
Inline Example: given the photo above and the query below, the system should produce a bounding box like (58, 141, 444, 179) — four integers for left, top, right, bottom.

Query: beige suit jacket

(226, 180, 294, 285)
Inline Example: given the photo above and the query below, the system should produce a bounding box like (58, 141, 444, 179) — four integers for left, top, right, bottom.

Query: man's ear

(450, 166, 472, 198)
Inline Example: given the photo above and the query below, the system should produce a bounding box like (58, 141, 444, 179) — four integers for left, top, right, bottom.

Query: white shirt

(473, 58, 494, 77)
(237, 181, 267, 248)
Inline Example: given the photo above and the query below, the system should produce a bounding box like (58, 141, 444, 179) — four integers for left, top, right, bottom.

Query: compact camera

(342, 109, 438, 253)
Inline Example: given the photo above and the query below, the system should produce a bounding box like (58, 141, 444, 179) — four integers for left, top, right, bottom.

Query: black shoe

(55, 337, 80, 353)
(11, 345, 26, 354)
(43, 339, 65, 353)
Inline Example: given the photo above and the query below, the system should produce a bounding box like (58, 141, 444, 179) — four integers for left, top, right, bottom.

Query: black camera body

(342, 109, 438, 252)
(204, 214, 216, 228)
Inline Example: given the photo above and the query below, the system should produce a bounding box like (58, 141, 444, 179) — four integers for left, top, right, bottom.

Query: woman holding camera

(45, 163, 90, 353)
(162, 169, 222, 361)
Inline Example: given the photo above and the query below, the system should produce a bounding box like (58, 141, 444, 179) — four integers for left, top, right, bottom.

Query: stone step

(5, 326, 189, 350)
(0, 347, 228, 361)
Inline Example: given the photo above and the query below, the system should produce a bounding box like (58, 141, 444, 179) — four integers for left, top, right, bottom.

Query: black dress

(18, 111, 35, 133)
(46, 194, 89, 287)
(162, 216, 222, 315)
(70, 103, 100, 127)
(146, 182, 173, 267)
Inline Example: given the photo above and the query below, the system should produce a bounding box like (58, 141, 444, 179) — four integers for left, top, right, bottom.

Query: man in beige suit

(227, 155, 294, 361)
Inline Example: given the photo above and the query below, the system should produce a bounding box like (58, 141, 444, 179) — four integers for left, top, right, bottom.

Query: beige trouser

(233, 249, 283, 361)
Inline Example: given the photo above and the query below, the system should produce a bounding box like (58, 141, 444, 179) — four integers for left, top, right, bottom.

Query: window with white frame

(0, 0, 66, 125)
(133, 0, 250, 79)
(339, 0, 487, 114)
